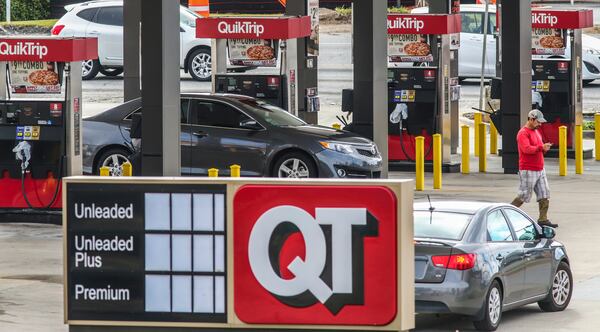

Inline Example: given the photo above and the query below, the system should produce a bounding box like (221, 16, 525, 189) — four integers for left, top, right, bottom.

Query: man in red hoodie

(510, 110, 558, 228)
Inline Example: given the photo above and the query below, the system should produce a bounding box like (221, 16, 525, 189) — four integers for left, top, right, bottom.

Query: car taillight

(51, 25, 65, 36)
(431, 254, 476, 270)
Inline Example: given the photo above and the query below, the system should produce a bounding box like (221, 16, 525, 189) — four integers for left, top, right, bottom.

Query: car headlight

(319, 141, 354, 154)
(585, 48, 600, 56)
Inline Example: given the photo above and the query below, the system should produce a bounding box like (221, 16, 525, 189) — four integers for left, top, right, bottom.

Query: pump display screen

(0, 101, 64, 126)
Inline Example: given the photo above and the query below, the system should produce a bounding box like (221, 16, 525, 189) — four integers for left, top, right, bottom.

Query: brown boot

(537, 198, 558, 228)
(511, 197, 524, 207)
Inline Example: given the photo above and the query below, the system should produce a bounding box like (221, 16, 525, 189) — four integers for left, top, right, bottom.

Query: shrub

(0, 0, 50, 22)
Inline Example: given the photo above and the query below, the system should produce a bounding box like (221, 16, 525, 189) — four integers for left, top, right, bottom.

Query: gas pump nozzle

(389, 103, 408, 129)
(12, 141, 31, 171)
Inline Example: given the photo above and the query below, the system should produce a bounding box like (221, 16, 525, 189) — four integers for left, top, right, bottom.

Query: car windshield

(414, 211, 473, 241)
(238, 99, 307, 127)
(180, 7, 199, 27)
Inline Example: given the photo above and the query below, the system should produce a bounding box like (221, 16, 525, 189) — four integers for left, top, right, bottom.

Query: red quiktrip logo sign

(0, 41, 47, 59)
(0, 37, 97, 62)
(234, 185, 398, 325)
(532, 12, 558, 27)
(196, 16, 311, 40)
(388, 17, 425, 32)
(387, 14, 461, 35)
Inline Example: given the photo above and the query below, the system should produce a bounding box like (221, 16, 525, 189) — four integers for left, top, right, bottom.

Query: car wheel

(473, 280, 502, 331)
(96, 148, 131, 176)
(272, 152, 317, 179)
(82, 59, 100, 80)
(538, 262, 573, 312)
(99, 67, 124, 77)
(188, 48, 212, 81)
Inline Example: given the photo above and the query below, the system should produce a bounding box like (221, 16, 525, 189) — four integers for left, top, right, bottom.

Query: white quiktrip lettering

(248, 206, 368, 304)
(387, 17, 425, 32)
(532, 13, 559, 27)
(218, 21, 265, 37)
(0, 42, 48, 59)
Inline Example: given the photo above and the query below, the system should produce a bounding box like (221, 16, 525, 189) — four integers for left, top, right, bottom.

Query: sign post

(64, 176, 414, 331)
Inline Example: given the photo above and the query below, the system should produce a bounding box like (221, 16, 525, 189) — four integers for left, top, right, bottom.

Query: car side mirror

(240, 119, 262, 130)
(542, 226, 556, 239)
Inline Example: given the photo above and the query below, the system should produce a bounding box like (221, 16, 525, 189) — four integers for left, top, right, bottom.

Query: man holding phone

(510, 109, 558, 228)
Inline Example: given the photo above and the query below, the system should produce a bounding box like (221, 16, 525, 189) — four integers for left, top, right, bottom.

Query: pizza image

(246, 45, 275, 60)
(404, 42, 431, 56)
(540, 36, 564, 49)
(28, 70, 59, 86)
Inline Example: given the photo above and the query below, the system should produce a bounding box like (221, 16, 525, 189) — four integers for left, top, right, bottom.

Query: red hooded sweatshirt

(517, 126, 545, 171)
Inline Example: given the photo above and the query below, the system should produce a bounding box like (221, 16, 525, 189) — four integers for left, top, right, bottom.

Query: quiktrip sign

(531, 9, 593, 29)
(387, 14, 461, 35)
(196, 16, 311, 40)
(0, 37, 97, 62)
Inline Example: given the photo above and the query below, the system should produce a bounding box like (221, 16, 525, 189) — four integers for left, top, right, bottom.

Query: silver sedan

(414, 201, 572, 331)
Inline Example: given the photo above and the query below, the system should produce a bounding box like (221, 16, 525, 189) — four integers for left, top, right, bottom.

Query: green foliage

(0, 0, 50, 21)
(583, 120, 595, 131)
(388, 6, 410, 14)
(334, 6, 352, 16)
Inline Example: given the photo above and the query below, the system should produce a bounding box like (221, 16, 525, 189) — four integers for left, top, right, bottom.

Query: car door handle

(89, 30, 100, 35)
(193, 131, 208, 137)
(524, 252, 533, 258)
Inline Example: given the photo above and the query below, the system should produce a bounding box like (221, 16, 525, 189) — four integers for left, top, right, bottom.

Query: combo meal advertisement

(9, 61, 61, 93)
(531, 28, 566, 55)
(227, 39, 277, 67)
(388, 34, 433, 63)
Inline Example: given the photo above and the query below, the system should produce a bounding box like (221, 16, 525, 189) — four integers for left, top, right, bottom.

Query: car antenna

(427, 194, 435, 212)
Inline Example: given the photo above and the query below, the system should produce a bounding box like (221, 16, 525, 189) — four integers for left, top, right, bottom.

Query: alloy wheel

(552, 270, 571, 306)
(488, 287, 501, 325)
(192, 53, 212, 79)
(101, 153, 129, 177)
(82, 60, 94, 77)
(278, 158, 310, 178)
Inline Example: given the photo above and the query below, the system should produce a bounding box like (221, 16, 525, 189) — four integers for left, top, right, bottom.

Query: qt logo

(248, 206, 377, 314)
(234, 185, 397, 325)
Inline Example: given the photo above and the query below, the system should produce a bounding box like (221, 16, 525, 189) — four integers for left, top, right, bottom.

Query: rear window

(95, 6, 123, 26)
(414, 211, 473, 241)
(76, 8, 98, 22)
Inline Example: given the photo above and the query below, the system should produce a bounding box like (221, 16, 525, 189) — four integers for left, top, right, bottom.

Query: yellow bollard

(208, 168, 219, 177)
(461, 125, 470, 174)
(332, 123, 341, 130)
(559, 126, 567, 176)
(595, 114, 600, 161)
(415, 136, 425, 191)
(474, 112, 482, 156)
(433, 134, 442, 189)
(122, 162, 132, 176)
(230, 164, 241, 177)
(490, 121, 498, 155)
(478, 123, 486, 173)
(99, 166, 110, 177)
(576, 124, 583, 175)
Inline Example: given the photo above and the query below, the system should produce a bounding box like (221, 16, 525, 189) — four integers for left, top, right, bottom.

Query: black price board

(65, 182, 227, 323)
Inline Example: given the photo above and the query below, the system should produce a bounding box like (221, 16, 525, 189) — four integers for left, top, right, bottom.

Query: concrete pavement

(2, 152, 600, 331)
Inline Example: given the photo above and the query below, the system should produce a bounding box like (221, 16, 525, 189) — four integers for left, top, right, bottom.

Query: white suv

(51, 1, 212, 81)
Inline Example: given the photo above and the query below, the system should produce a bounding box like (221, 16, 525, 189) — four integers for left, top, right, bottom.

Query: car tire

(473, 280, 503, 331)
(99, 67, 124, 77)
(95, 148, 132, 176)
(538, 261, 573, 312)
(82, 59, 100, 80)
(187, 48, 212, 81)
(272, 152, 317, 178)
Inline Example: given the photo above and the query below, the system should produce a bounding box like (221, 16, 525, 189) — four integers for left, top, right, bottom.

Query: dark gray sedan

(82, 93, 382, 178)
(414, 201, 572, 331)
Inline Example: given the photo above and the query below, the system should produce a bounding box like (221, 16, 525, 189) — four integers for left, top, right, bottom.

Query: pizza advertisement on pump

(8, 61, 61, 93)
(531, 28, 565, 55)
(388, 34, 433, 63)
(227, 39, 278, 67)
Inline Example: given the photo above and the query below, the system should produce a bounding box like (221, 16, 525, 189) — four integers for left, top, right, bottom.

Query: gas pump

(531, 9, 593, 158)
(385, 13, 461, 171)
(195, 16, 317, 118)
(0, 37, 97, 212)
(492, 9, 593, 158)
